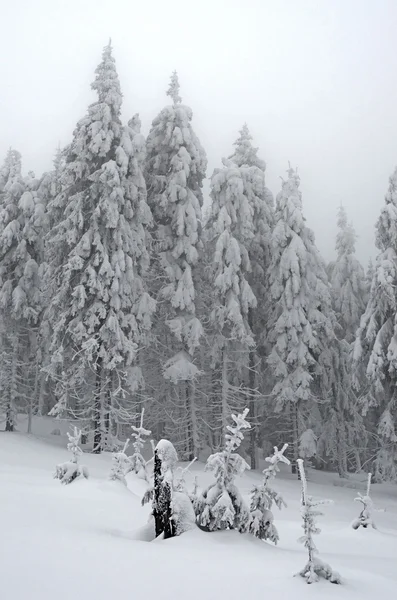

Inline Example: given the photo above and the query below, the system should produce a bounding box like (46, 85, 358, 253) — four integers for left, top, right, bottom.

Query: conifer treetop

(91, 39, 122, 117)
(335, 205, 356, 258)
(166, 70, 182, 105)
(228, 123, 266, 170)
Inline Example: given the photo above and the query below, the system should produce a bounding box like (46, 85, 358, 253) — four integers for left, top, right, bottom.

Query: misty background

(1, 0, 397, 266)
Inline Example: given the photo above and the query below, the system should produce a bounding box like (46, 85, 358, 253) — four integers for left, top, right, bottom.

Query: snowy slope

(1, 430, 397, 600)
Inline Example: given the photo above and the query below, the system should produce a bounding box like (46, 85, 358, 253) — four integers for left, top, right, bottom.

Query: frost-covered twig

(129, 408, 151, 480)
(295, 459, 341, 584)
(175, 457, 197, 492)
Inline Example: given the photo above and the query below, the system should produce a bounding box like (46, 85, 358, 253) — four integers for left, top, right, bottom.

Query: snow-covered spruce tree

(205, 160, 259, 438)
(55, 427, 89, 484)
(267, 166, 334, 473)
(352, 473, 376, 530)
(296, 459, 341, 584)
(317, 209, 366, 476)
(227, 124, 274, 468)
(144, 72, 207, 459)
(249, 443, 290, 544)
(328, 206, 366, 343)
(353, 166, 397, 481)
(0, 152, 46, 432)
(109, 439, 130, 485)
(45, 42, 155, 452)
(128, 407, 152, 480)
(195, 408, 251, 532)
(32, 146, 66, 419)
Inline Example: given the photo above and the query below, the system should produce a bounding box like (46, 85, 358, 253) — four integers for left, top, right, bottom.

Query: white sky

(1, 0, 397, 265)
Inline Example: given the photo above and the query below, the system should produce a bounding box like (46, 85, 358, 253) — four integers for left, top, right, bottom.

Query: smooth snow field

(1, 423, 397, 600)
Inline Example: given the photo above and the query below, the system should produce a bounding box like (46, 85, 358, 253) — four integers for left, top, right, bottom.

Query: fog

(1, 0, 397, 266)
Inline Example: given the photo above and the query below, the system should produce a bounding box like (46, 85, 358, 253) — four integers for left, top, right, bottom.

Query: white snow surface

(1, 423, 397, 600)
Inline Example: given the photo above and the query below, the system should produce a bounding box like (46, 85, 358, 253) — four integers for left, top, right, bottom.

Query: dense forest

(1, 41, 396, 482)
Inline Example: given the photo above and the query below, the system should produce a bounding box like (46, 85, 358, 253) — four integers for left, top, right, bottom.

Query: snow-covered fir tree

(328, 206, 366, 342)
(144, 72, 207, 459)
(296, 459, 341, 584)
(205, 160, 258, 437)
(267, 166, 334, 472)
(227, 124, 274, 468)
(249, 443, 290, 544)
(194, 409, 251, 532)
(353, 166, 397, 481)
(0, 151, 46, 432)
(55, 426, 89, 484)
(319, 207, 367, 476)
(45, 42, 155, 452)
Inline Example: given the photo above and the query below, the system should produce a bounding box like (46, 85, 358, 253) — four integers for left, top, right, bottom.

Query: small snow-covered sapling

(109, 439, 130, 485)
(128, 408, 152, 481)
(352, 473, 376, 530)
(296, 459, 341, 585)
(249, 443, 290, 544)
(194, 408, 251, 532)
(54, 427, 89, 485)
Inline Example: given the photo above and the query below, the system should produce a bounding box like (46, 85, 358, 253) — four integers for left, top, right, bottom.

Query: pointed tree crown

(166, 70, 182, 105)
(228, 123, 266, 170)
(335, 206, 356, 258)
(91, 41, 122, 115)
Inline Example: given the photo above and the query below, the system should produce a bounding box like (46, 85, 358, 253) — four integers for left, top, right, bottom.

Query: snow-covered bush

(352, 473, 376, 530)
(54, 427, 89, 485)
(109, 439, 130, 486)
(128, 408, 151, 481)
(296, 459, 341, 584)
(194, 409, 251, 532)
(248, 443, 290, 544)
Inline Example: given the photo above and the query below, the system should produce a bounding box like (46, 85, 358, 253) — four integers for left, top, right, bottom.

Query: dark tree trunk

(5, 403, 14, 432)
(92, 357, 103, 454)
(153, 450, 175, 539)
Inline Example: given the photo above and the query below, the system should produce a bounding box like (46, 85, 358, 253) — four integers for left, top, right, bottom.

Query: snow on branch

(295, 459, 341, 584)
(248, 443, 290, 544)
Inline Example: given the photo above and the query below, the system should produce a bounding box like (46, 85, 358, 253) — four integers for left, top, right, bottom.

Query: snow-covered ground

(1, 423, 397, 600)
